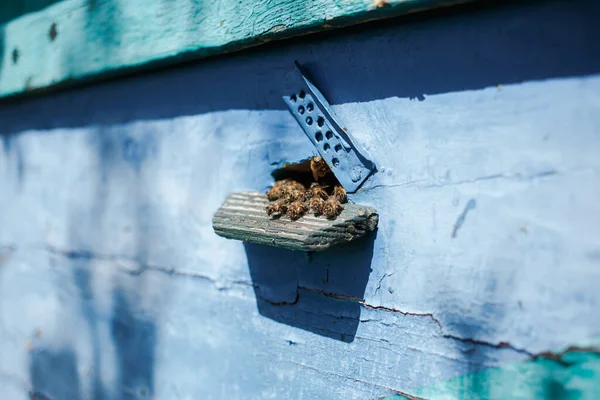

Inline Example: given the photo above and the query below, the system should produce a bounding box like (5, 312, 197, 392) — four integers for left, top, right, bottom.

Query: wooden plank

(1, 0, 599, 398)
(213, 191, 379, 251)
(0, 0, 477, 99)
(383, 340, 600, 400)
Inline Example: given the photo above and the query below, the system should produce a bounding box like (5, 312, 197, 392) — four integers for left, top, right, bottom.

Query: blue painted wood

(0, 0, 476, 99)
(1, 0, 600, 398)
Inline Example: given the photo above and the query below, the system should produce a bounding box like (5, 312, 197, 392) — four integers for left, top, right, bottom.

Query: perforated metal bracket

(282, 62, 376, 193)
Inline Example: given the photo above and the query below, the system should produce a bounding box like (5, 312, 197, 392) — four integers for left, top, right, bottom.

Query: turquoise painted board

(0, 0, 476, 99)
(1, 0, 600, 399)
(0, 0, 62, 24)
(383, 341, 600, 400)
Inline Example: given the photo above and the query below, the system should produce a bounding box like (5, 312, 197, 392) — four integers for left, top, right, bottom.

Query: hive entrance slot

(270, 157, 341, 193)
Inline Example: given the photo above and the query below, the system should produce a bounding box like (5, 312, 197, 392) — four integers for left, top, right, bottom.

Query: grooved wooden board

(212, 191, 378, 251)
(0, 0, 477, 99)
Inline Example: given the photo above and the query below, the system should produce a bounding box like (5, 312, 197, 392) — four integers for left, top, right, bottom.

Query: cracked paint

(1, 1, 600, 398)
(23, 243, 587, 363)
(382, 340, 600, 400)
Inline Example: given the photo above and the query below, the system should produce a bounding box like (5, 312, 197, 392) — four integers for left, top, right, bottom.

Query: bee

(284, 188, 306, 203)
(305, 183, 329, 201)
(267, 180, 304, 200)
(332, 185, 347, 203)
(266, 200, 288, 217)
(309, 197, 325, 215)
(282, 180, 305, 191)
(322, 198, 343, 219)
(273, 179, 293, 187)
(310, 156, 329, 181)
(287, 201, 308, 220)
(266, 185, 285, 201)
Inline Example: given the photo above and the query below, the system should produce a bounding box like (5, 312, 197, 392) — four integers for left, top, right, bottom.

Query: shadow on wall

(245, 231, 377, 343)
(439, 277, 508, 395)
(29, 348, 82, 400)
(28, 286, 157, 400)
(73, 265, 107, 400)
(0, 0, 600, 133)
(28, 125, 159, 400)
(111, 288, 157, 400)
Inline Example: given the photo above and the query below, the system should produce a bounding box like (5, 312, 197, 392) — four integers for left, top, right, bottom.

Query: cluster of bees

(265, 157, 347, 220)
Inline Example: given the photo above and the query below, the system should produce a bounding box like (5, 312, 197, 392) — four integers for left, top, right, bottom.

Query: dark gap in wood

(271, 157, 342, 195)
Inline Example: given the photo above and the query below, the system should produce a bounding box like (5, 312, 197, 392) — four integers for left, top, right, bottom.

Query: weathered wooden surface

(0, 0, 477, 99)
(1, 0, 599, 399)
(213, 191, 378, 251)
(390, 341, 600, 399)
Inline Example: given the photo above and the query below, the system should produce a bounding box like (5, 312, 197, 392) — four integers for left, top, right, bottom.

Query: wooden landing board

(212, 191, 378, 251)
(0, 0, 477, 99)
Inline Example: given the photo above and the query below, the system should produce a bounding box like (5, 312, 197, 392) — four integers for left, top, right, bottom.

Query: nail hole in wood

(49, 23, 58, 41)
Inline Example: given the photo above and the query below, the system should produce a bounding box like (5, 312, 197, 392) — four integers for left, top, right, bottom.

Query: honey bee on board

(322, 198, 343, 219)
(274, 178, 294, 187)
(266, 185, 285, 201)
(266, 199, 288, 217)
(263, 169, 346, 221)
(305, 182, 329, 201)
(332, 185, 347, 203)
(286, 180, 306, 191)
(284, 188, 306, 203)
(310, 156, 329, 181)
(309, 197, 325, 216)
(287, 201, 309, 220)
(266, 179, 304, 201)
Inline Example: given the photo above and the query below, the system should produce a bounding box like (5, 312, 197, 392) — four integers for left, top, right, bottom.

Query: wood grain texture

(0, 0, 599, 398)
(213, 191, 378, 251)
(0, 0, 476, 99)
